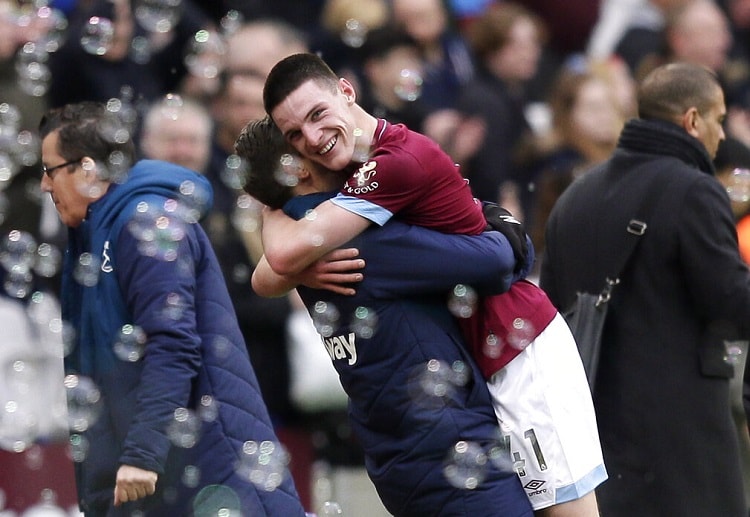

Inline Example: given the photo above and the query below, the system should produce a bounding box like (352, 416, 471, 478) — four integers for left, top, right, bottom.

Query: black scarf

(617, 118, 716, 176)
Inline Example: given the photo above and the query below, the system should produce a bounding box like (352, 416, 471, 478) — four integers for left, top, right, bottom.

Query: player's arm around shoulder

(261, 200, 371, 275)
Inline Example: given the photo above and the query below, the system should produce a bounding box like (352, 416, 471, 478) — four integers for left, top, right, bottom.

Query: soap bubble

(80, 16, 113, 56)
(64, 375, 102, 433)
(166, 407, 201, 448)
(134, 0, 183, 34)
(394, 69, 423, 102)
(443, 440, 489, 490)
(311, 301, 340, 338)
(235, 440, 289, 492)
(447, 284, 477, 319)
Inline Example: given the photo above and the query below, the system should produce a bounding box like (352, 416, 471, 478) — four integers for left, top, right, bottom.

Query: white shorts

(487, 313, 607, 510)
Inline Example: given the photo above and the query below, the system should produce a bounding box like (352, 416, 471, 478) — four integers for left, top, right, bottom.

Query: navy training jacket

(61, 160, 305, 516)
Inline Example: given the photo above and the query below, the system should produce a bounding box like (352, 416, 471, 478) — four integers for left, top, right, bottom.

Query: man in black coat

(540, 62, 750, 516)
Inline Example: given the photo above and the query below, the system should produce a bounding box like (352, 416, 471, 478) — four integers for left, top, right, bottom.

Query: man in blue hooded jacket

(39, 101, 307, 516)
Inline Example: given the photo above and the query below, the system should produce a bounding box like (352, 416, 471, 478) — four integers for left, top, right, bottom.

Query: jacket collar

(617, 118, 716, 175)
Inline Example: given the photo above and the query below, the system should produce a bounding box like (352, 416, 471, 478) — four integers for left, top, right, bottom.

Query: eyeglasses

(42, 159, 82, 178)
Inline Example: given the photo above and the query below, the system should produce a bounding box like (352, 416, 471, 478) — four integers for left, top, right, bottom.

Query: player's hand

(482, 202, 529, 273)
(295, 248, 365, 295)
(113, 465, 157, 506)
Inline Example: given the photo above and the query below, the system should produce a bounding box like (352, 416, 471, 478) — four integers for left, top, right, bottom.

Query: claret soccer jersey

(332, 119, 487, 235)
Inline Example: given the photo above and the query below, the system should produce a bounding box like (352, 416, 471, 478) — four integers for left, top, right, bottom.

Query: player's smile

(319, 135, 337, 155)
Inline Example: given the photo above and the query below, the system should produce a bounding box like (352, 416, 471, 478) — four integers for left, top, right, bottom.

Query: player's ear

(681, 106, 700, 138)
(339, 78, 356, 104)
(295, 163, 311, 181)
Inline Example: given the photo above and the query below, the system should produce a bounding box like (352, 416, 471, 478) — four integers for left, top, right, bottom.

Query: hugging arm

(253, 223, 520, 299)
(353, 222, 521, 299)
(261, 201, 371, 276)
(252, 249, 366, 297)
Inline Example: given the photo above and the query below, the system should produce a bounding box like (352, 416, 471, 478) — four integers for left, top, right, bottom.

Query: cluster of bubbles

(6, 2, 68, 98)
(448, 283, 536, 356)
(164, 396, 220, 450)
(166, 407, 203, 449)
(128, 199, 189, 262)
(404, 357, 522, 490)
(64, 374, 102, 434)
(234, 440, 290, 492)
(0, 227, 72, 456)
(443, 440, 490, 490)
(408, 358, 470, 410)
(443, 436, 516, 491)
(507, 317, 535, 351)
(447, 284, 478, 319)
(78, 1, 241, 84)
(113, 324, 147, 362)
(0, 103, 40, 223)
(1, 230, 59, 298)
(309, 301, 379, 340)
(336, 16, 423, 102)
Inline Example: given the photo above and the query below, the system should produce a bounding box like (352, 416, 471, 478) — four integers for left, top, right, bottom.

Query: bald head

(638, 62, 721, 121)
(638, 62, 726, 158)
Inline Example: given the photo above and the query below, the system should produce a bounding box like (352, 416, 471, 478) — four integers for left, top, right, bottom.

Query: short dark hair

(637, 62, 722, 121)
(39, 101, 136, 168)
(263, 53, 339, 115)
(358, 25, 419, 63)
(234, 116, 295, 208)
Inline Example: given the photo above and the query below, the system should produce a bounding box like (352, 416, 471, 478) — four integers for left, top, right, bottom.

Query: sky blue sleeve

(329, 194, 393, 226)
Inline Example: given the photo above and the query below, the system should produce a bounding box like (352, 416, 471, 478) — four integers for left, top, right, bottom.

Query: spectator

(540, 62, 749, 516)
(355, 25, 432, 132)
(457, 2, 548, 218)
(309, 0, 391, 83)
(139, 95, 213, 174)
(608, 0, 689, 77)
(38, 100, 306, 516)
(392, 0, 475, 111)
(528, 56, 629, 274)
(518, 0, 600, 56)
(642, 0, 750, 104)
(211, 19, 308, 172)
(586, 0, 648, 59)
(47, 0, 212, 109)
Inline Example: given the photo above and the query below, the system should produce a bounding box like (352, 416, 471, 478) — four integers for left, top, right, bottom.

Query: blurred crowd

(3, 0, 750, 514)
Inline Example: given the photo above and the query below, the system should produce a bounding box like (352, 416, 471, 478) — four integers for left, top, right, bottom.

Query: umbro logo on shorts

(524, 479, 546, 491)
